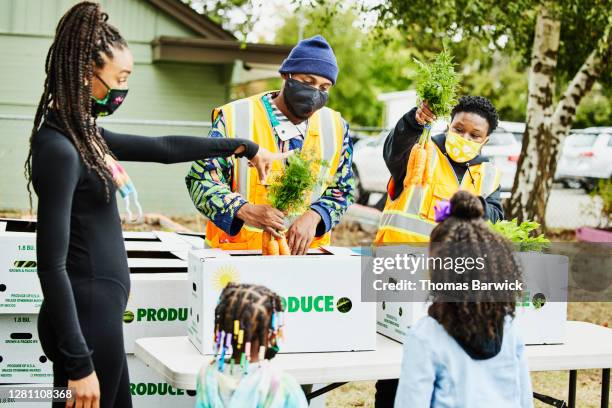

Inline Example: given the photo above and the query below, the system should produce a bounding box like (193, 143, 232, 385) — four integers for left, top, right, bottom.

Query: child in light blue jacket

(395, 191, 533, 408)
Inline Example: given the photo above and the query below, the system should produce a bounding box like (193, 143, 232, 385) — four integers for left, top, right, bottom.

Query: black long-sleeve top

(31, 117, 258, 380)
(383, 108, 504, 222)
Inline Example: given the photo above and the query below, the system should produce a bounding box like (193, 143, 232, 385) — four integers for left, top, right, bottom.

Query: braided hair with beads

(213, 283, 284, 374)
(24, 1, 127, 208)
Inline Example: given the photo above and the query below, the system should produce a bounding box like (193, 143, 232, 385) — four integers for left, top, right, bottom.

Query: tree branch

(552, 18, 612, 134)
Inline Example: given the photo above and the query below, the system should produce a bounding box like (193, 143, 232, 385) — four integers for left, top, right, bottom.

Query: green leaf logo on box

(516, 291, 547, 310)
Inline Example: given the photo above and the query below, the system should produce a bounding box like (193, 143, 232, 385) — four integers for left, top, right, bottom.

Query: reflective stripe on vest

(206, 93, 344, 249)
(375, 142, 500, 244)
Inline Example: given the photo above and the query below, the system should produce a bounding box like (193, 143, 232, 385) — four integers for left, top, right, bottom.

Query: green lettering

(158, 383, 168, 395)
(157, 308, 167, 321)
(136, 383, 146, 395)
(325, 296, 334, 311)
(137, 309, 147, 321)
(288, 297, 299, 312)
(147, 308, 156, 321)
(314, 296, 324, 312)
(178, 308, 188, 321)
(168, 308, 177, 321)
(301, 296, 312, 312)
(147, 383, 156, 395)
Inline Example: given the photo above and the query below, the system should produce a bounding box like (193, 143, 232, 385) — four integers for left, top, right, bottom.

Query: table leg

(602, 368, 610, 408)
(568, 370, 577, 408)
(306, 382, 348, 401)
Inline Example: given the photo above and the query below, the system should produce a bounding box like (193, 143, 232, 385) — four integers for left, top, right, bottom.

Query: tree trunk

(506, 11, 612, 228)
(506, 5, 560, 227)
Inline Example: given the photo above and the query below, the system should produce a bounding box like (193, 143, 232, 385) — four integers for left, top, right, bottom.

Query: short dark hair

(451, 96, 499, 135)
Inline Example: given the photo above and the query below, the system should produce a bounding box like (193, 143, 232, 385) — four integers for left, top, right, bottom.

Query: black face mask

(91, 75, 128, 117)
(282, 77, 329, 120)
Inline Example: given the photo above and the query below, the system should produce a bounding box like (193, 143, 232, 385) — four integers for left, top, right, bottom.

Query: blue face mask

(91, 75, 128, 117)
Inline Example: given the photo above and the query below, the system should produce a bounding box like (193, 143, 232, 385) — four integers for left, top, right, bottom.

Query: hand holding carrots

(406, 101, 436, 186)
(236, 203, 285, 238)
(415, 101, 436, 125)
(285, 210, 320, 255)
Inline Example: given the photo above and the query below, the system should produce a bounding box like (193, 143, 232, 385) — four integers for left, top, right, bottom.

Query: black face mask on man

(282, 77, 328, 120)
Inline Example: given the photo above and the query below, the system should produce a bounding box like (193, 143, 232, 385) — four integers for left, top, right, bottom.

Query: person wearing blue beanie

(279, 34, 339, 85)
(186, 35, 355, 259)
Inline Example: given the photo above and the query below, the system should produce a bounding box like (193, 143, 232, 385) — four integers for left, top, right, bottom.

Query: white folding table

(135, 321, 612, 408)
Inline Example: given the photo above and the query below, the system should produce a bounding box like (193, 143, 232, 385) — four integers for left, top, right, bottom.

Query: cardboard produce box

(127, 354, 196, 408)
(0, 225, 198, 313)
(188, 247, 376, 355)
(0, 233, 42, 314)
(124, 273, 190, 353)
(376, 250, 568, 345)
(0, 358, 196, 408)
(0, 314, 53, 384)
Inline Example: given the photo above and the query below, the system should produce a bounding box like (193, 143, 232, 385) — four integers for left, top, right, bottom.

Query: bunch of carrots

(406, 47, 459, 187)
(262, 151, 327, 256)
(262, 231, 291, 255)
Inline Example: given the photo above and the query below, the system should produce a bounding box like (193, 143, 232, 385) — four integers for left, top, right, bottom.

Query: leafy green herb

(487, 218, 550, 252)
(267, 151, 328, 216)
(589, 178, 612, 228)
(413, 47, 460, 118)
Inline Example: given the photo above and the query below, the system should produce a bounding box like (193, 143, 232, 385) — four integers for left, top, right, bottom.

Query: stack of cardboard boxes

(0, 218, 200, 407)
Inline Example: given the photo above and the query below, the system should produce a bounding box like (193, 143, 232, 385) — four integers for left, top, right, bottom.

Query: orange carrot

(267, 236, 279, 256)
(278, 235, 291, 256)
(404, 143, 418, 187)
(421, 141, 435, 186)
(262, 231, 271, 255)
(407, 143, 427, 185)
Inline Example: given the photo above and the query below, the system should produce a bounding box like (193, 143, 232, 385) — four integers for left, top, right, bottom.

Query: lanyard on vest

(261, 95, 307, 144)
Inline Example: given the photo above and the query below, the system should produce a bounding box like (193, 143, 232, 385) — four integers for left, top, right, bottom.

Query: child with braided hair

(195, 283, 307, 408)
(394, 191, 533, 407)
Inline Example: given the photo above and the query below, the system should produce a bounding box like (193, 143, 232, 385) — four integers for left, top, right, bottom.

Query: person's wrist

(306, 209, 321, 223)
(236, 203, 253, 221)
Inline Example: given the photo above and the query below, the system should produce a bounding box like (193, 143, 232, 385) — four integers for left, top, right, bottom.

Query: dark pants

(375, 379, 399, 408)
(38, 280, 133, 408)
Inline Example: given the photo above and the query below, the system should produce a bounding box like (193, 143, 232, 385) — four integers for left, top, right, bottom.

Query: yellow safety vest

(206, 92, 345, 250)
(375, 142, 501, 244)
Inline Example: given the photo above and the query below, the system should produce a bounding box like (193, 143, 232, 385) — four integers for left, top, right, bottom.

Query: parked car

(481, 131, 522, 192)
(498, 121, 526, 142)
(353, 126, 521, 204)
(555, 128, 612, 191)
(352, 130, 390, 204)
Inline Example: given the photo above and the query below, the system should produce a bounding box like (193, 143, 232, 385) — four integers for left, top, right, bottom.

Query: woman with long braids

(26, 2, 284, 407)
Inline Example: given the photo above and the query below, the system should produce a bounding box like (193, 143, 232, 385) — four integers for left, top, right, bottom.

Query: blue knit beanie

(279, 35, 338, 85)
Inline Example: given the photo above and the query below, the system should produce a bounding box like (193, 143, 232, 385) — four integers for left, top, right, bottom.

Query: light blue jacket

(395, 316, 533, 408)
